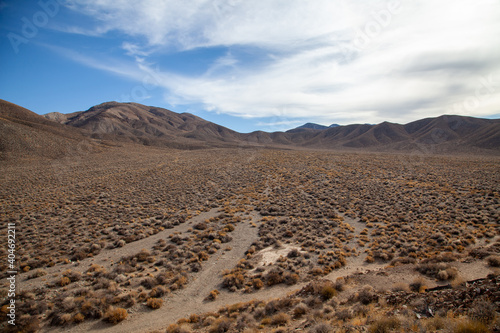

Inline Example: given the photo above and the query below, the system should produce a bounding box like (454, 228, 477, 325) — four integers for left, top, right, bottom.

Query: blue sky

(1, 0, 499, 133)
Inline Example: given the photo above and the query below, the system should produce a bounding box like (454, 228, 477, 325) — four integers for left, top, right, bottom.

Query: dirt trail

(49, 211, 262, 333)
(55, 210, 389, 333)
(21, 208, 222, 291)
(41, 208, 496, 333)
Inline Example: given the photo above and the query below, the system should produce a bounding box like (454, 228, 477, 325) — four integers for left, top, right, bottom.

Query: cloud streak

(59, 0, 500, 127)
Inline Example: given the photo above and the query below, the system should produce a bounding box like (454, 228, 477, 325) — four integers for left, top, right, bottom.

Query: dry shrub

(261, 317, 272, 326)
(266, 270, 283, 286)
(81, 298, 108, 319)
(437, 267, 458, 281)
(336, 309, 352, 321)
(150, 285, 167, 298)
(265, 299, 281, 316)
(357, 286, 377, 305)
(391, 283, 410, 292)
(252, 278, 264, 289)
(202, 316, 217, 327)
(208, 317, 232, 333)
(136, 249, 151, 262)
(369, 317, 400, 333)
(146, 298, 163, 309)
(47, 312, 68, 326)
(303, 280, 336, 299)
(451, 276, 466, 288)
(14, 314, 40, 332)
(63, 269, 82, 282)
(138, 291, 149, 302)
(28, 269, 47, 279)
(287, 248, 300, 258)
(333, 278, 345, 292)
(270, 312, 290, 326)
(189, 314, 200, 323)
(409, 278, 427, 293)
(206, 289, 220, 301)
(103, 307, 128, 324)
(453, 320, 489, 333)
(194, 222, 207, 230)
(58, 276, 71, 287)
(198, 251, 209, 261)
(235, 313, 255, 331)
(177, 317, 190, 325)
(486, 255, 500, 267)
(424, 316, 447, 331)
(283, 273, 299, 285)
(166, 323, 191, 333)
(468, 299, 497, 324)
(87, 264, 106, 274)
(417, 262, 457, 280)
(293, 303, 308, 318)
(73, 312, 85, 323)
(320, 285, 337, 300)
(310, 322, 332, 333)
(310, 267, 324, 276)
(223, 272, 245, 289)
(141, 276, 158, 289)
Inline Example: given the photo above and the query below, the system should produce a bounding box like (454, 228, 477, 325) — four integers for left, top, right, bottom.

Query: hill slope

(45, 102, 245, 149)
(0, 100, 98, 160)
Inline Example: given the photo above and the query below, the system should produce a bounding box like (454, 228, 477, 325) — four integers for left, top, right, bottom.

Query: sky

(1, 0, 500, 133)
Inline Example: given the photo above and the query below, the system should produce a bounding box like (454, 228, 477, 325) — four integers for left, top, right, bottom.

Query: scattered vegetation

(1, 148, 498, 331)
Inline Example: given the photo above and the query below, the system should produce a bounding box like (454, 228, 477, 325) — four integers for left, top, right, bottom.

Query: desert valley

(1, 99, 499, 333)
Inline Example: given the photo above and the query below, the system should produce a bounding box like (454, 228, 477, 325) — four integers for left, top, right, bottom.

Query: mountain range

(1, 99, 499, 159)
(293, 123, 340, 130)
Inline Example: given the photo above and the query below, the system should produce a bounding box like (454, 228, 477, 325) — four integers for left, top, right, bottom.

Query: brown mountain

(5, 99, 496, 155)
(45, 102, 246, 149)
(0, 99, 99, 160)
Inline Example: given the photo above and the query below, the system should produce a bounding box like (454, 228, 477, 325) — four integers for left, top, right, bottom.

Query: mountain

(289, 123, 340, 132)
(285, 116, 500, 152)
(295, 123, 328, 130)
(13, 100, 499, 155)
(45, 102, 245, 149)
(0, 99, 99, 160)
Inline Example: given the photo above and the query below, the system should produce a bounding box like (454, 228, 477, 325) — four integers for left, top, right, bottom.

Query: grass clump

(320, 285, 337, 300)
(146, 297, 163, 309)
(293, 303, 308, 318)
(369, 317, 400, 333)
(166, 323, 191, 333)
(206, 289, 220, 301)
(454, 320, 489, 333)
(310, 322, 333, 333)
(270, 312, 290, 326)
(103, 307, 128, 324)
(58, 276, 71, 287)
(208, 317, 232, 333)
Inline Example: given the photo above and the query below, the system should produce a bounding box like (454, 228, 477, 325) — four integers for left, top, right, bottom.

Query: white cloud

(61, 0, 500, 126)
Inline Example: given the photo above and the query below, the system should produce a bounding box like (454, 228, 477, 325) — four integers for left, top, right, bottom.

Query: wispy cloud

(43, 43, 146, 81)
(59, 0, 500, 126)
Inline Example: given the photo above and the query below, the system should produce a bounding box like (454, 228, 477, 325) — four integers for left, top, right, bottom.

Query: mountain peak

(296, 123, 328, 130)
